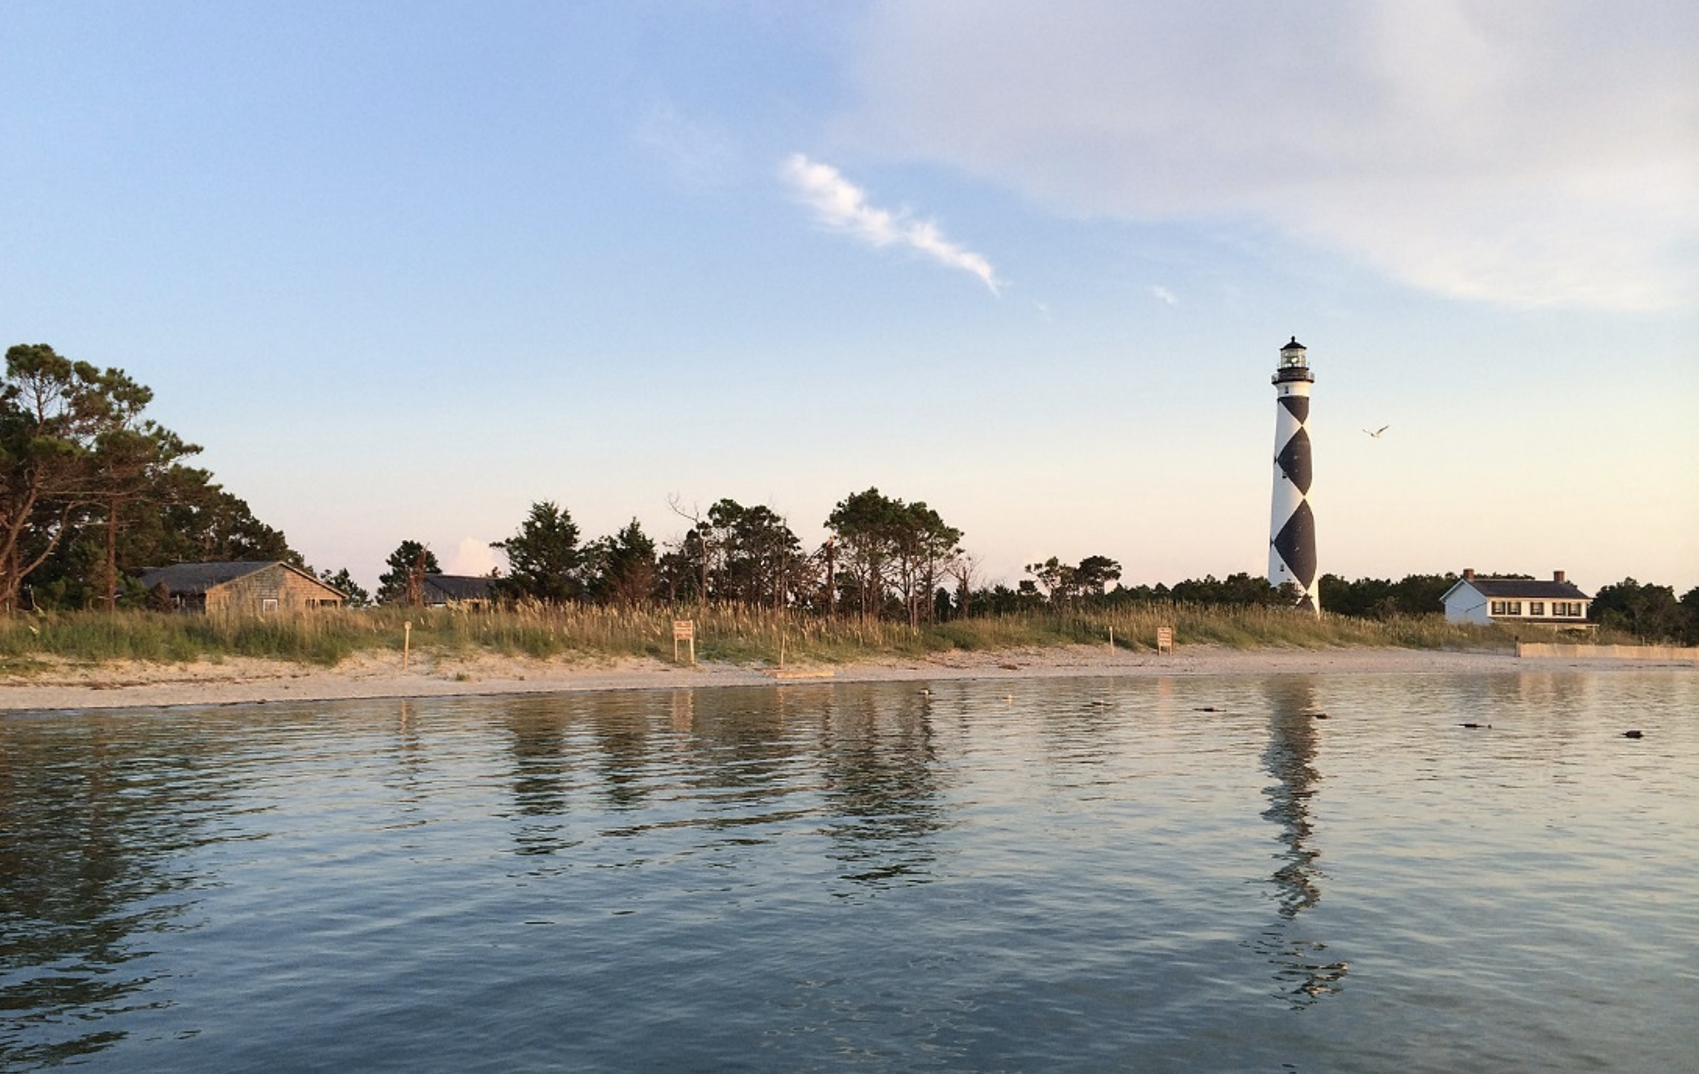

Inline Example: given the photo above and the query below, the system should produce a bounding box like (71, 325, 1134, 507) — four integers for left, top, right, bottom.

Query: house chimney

(1463, 568, 1475, 581)
(1553, 570, 1565, 584)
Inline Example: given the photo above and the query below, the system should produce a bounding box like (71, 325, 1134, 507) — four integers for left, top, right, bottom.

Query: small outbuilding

(140, 561, 346, 616)
(1440, 569, 1592, 627)
(422, 574, 495, 608)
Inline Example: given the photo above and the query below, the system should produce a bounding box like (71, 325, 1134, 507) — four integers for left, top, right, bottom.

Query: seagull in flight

(1363, 424, 1391, 439)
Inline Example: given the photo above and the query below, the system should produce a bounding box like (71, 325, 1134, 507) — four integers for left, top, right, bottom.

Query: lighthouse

(1269, 336, 1320, 613)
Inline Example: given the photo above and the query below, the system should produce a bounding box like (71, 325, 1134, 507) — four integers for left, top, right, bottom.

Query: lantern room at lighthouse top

(1272, 336, 1314, 391)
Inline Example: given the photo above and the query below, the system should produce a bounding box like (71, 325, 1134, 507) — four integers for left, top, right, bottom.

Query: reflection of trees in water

(1255, 677, 1347, 1007)
(0, 716, 228, 1066)
(672, 690, 807, 819)
(498, 690, 817, 860)
(589, 704, 656, 812)
(498, 698, 581, 857)
(489, 684, 949, 892)
(815, 689, 945, 890)
(498, 695, 664, 822)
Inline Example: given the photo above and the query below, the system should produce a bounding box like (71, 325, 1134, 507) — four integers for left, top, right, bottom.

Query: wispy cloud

(633, 101, 739, 188)
(843, 1, 1696, 311)
(781, 153, 1002, 295)
(1150, 285, 1178, 306)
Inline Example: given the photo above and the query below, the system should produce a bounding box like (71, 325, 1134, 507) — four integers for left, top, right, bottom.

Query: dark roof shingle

(423, 574, 494, 602)
(1467, 577, 1590, 600)
(139, 561, 273, 594)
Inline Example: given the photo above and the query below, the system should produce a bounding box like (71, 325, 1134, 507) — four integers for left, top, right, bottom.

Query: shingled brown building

(140, 561, 346, 615)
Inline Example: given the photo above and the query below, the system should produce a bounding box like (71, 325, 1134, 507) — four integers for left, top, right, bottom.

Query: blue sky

(3, 1, 1695, 596)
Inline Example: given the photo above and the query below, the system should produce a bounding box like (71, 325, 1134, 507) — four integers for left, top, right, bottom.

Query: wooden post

(403, 620, 413, 668)
(1108, 626, 1115, 652)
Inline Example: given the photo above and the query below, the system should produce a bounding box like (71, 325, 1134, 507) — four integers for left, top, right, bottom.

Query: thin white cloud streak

(842, 0, 1696, 311)
(1150, 285, 1178, 306)
(781, 153, 1003, 295)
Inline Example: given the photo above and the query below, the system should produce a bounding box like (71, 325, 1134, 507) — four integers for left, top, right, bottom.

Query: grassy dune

(0, 602, 1616, 673)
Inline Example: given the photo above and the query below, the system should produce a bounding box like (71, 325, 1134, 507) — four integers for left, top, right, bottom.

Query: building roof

(140, 561, 273, 594)
(139, 561, 344, 597)
(1448, 576, 1591, 601)
(423, 574, 494, 602)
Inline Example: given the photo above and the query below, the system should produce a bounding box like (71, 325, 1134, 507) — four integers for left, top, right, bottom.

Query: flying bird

(1363, 425, 1391, 439)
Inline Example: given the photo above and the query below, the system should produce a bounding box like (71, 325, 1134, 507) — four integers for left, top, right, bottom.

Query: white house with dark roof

(1441, 569, 1592, 626)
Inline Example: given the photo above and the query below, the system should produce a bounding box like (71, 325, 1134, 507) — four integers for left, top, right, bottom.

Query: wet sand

(1, 644, 1689, 713)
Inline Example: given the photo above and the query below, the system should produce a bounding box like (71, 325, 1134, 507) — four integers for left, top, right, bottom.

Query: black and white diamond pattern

(1270, 355, 1318, 612)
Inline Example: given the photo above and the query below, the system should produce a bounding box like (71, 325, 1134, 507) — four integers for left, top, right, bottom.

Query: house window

(1529, 601, 1545, 616)
(1554, 602, 1583, 618)
(261, 598, 279, 615)
(1490, 600, 1523, 616)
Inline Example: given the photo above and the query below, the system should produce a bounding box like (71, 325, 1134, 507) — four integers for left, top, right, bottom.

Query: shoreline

(2, 644, 1693, 713)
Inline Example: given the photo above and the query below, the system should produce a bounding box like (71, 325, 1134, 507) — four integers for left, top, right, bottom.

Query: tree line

(1, 344, 295, 613)
(368, 490, 965, 630)
(1322, 572, 1696, 645)
(7, 343, 1695, 645)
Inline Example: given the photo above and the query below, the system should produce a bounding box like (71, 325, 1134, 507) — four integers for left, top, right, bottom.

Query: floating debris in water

(1195, 706, 1223, 712)
(1461, 722, 1491, 729)
(1623, 729, 1644, 739)
(1308, 712, 1329, 719)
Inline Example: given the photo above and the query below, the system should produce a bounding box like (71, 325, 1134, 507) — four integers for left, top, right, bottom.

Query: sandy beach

(2, 644, 1692, 713)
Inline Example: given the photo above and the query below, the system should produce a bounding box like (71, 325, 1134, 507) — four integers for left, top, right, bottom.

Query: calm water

(1, 670, 1695, 1073)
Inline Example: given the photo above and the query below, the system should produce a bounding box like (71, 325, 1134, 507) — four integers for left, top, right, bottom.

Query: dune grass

(0, 601, 1625, 674)
(0, 608, 360, 666)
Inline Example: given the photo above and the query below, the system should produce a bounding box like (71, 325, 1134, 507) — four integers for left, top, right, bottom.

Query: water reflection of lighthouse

(1256, 677, 1347, 1006)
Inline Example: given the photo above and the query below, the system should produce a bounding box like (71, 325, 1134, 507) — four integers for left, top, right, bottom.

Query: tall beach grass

(0, 601, 1623, 673)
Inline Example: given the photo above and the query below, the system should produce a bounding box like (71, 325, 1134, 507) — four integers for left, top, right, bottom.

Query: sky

(3, 1, 1695, 597)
